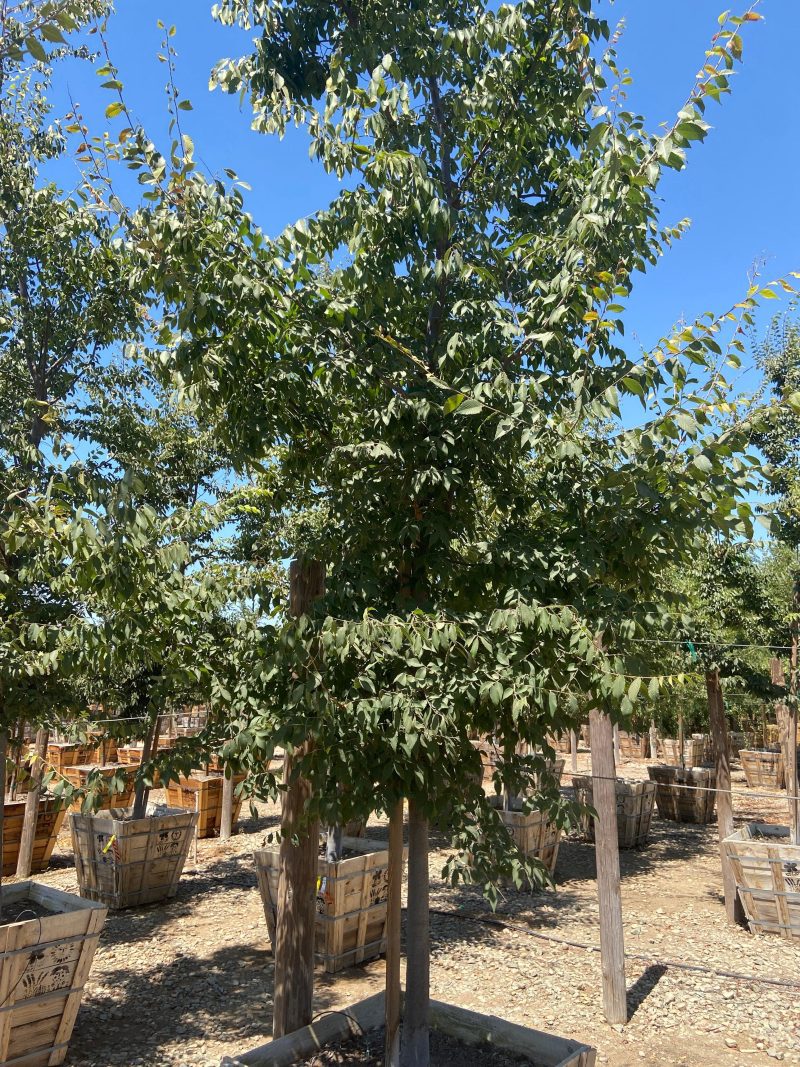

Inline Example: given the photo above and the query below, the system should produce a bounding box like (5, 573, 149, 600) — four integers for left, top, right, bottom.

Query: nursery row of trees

(2, 2, 799, 1065)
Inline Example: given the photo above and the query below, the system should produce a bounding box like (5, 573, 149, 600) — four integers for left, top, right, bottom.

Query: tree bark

(0, 729, 6, 890)
(400, 799, 430, 1067)
(589, 708, 627, 1024)
(132, 712, 160, 820)
(16, 727, 48, 879)
(789, 577, 800, 845)
(273, 556, 325, 1039)
(384, 798, 404, 1067)
(705, 670, 744, 925)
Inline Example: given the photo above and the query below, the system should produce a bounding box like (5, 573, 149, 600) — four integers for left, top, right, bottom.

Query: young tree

(123, 3, 793, 1061)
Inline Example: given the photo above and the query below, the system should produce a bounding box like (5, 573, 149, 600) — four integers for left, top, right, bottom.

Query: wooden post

(612, 723, 620, 765)
(790, 578, 800, 846)
(384, 798, 404, 1067)
(677, 708, 685, 768)
(0, 729, 7, 890)
(570, 729, 578, 774)
(401, 799, 430, 1067)
(649, 719, 658, 761)
(589, 708, 626, 1024)
(273, 557, 325, 1040)
(16, 727, 49, 879)
(705, 670, 744, 925)
(220, 766, 234, 841)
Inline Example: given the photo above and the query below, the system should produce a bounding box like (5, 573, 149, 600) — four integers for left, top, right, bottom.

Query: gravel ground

(18, 751, 800, 1067)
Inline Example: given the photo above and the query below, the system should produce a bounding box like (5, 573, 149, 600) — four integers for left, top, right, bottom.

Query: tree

(120, 3, 792, 1062)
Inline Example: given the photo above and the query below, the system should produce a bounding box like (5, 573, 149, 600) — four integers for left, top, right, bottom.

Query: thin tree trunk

(132, 713, 159, 820)
(384, 799, 404, 1067)
(400, 799, 430, 1067)
(273, 556, 325, 1039)
(706, 670, 744, 925)
(790, 577, 800, 846)
(16, 727, 48, 879)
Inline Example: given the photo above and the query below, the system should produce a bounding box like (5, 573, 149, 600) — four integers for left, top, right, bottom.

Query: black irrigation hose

(426, 908, 800, 993)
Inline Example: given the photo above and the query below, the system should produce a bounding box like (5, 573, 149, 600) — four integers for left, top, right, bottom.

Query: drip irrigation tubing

(426, 908, 800, 992)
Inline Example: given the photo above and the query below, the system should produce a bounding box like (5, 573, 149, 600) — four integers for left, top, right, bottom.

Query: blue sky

(50, 1, 799, 390)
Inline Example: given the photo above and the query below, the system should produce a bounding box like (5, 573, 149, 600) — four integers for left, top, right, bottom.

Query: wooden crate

(46, 742, 95, 773)
(729, 731, 747, 758)
(617, 732, 648, 760)
(116, 741, 174, 787)
(90, 736, 118, 764)
(163, 771, 247, 838)
(254, 836, 394, 974)
(3, 798, 67, 877)
(70, 806, 198, 910)
(740, 749, 785, 790)
(0, 881, 106, 1067)
(723, 824, 800, 942)
(572, 776, 656, 848)
(489, 796, 561, 876)
(62, 764, 135, 813)
(647, 765, 717, 824)
(657, 736, 706, 767)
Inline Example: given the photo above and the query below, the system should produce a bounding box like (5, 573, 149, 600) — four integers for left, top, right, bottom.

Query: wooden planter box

(723, 824, 800, 942)
(254, 836, 393, 974)
(0, 881, 106, 1067)
(90, 736, 118, 764)
(164, 771, 247, 838)
(70, 805, 198, 910)
(647, 765, 717, 824)
(46, 742, 95, 773)
(221, 991, 596, 1067)
(657, 736, 706, 767)
(116, 741, 174, 787)
(617, 732, 648, 759)
(3, 797, 67, 877)
(729, 731, 747, 758)
(740, 749, 785, 790)
(62, 764, 135, 812)
(489, 796, 561, 876)
(572, 776, 656, 848)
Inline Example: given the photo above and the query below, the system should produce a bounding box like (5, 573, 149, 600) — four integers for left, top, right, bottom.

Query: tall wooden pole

(790, 578, 800, 846)
(0, 728, 7, 890)
(705, 670, 744, 925)
(589, 708, 626, 1024)
(273, 557, 325, 1039)
(569, 729, 578, 774)
(220, 766, 234, 841)
(16, 727, 48, 879)
(384, 798, 404, 1067)
(401, 799, 430, 1067)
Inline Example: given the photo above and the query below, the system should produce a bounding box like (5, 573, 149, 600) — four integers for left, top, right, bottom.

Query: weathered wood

(706, 670, 745, 926)
(255, 836, 395, 973)
(164, 771, 246, 838)
(790, 583, 799, 846)
(62, 764, 135, 812)
(647, 765, 717, 824)
(221, 767, 235, 842)
(569, 730, 578, 774)
(0, 880, 106, 1067)
(16, 728, 48, 880)
(740, 749, 785, 789)
(723, 824, 800, 941)
(616, 732, 649, 760)
(385, 799, 403, 1067)
(658, 735, 706, 767)
(401, 799, 430, 1067)
(0, 731, 6, 891)
(70, 806, 198, 909)
(489, 796, 562, 875)
(3, 798, 65, 877)
(588, 708, 626, 1024)
(273, 556, 325, 1039)
(222, 992, 596, 1067)
(572, 776, 655, 849)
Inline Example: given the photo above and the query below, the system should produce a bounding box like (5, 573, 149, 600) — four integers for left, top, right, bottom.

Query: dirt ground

(23, 751, 800, 1067)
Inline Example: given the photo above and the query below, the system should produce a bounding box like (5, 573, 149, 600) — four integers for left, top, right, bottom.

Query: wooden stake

(677, 709, 685, 769)
(273, 557, 325, 1040)
(384, 798, 404, 1067)
(220, 766, 234, 841)
(401, 799, 430, 1067)
(790, 578, 800, 846)
(649, 719, 658, 761)
(705, 670, 744, 925)
(589, 708, 626, 1024)
(570, 729, 578, 774)
(612, 723, 620, 765)
(16, 727, 48, 879)
(0, 729, 7, 891)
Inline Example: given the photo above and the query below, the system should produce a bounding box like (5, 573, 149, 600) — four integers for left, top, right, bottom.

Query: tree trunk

(132, 713, 160, 820)
(790, 577, 800, 846)
(400, 799, 430, 1067)
(705, 670, 744, 925)
(273, 556, 325, 1039)
(220, 766, 235, 841)
(384, 798, 404, 1067)
(0, 730, 7, 890)
(16, 727, 48, 879)
(589, 708, 627, 1024)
